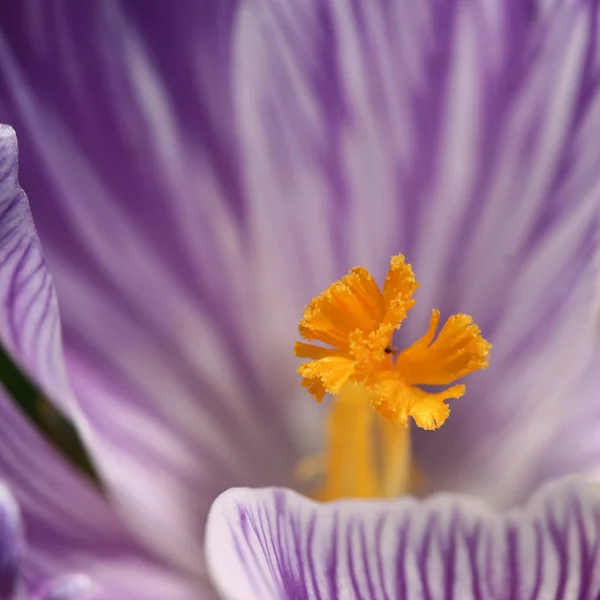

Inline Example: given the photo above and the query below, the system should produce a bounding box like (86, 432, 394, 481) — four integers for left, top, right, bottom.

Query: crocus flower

(0, 1, 599, 599)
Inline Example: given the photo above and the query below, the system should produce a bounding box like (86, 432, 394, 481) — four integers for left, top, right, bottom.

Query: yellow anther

(396, 310, 491, 387)
(294, 254, 491, 501)
(295, 254, 490, 428)
(371, 308, 491, 428)
(295, 255, 418, 401)
(371, 375, 466, 429)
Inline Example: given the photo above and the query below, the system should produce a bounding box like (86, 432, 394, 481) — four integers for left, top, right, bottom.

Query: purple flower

(0, 1, 599, 598)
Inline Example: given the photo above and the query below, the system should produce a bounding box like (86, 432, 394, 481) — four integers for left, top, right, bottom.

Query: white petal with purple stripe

(0, 125, 72, 409)
(207, 480, 600, 600)
(0, 126, 205, 598)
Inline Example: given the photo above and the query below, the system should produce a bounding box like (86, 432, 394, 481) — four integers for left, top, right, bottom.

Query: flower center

(294, 254, 491, 501)
(296, 383, 413, 500)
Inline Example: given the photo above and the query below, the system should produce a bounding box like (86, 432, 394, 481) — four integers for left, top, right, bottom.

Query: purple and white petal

(0, 380, 200, 600)
(405, 0, 600, 505)
(33, 575, 97, 600)
(232, 0, 600, 504)
(0, 4, 299, 576)
(207, 480, 600, 600)
(0, 123, 205, 597)
(0, 125, 73, 410)
(2, 2, 600, 585)
(0, 483, 22, 600)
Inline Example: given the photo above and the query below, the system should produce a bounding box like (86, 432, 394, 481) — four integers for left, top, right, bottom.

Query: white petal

(207, 479, 600, 600)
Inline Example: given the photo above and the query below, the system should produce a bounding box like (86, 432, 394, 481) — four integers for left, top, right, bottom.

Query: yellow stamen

(294, 254, 491, 500)
(371, 375, 466, 429)
(381, 254, 419, 326)
(317, 384, 379, 500)
(396, 310, 491, 386)
(367, 309, 491, 428)
(378, 411, 412, 497)
(296, 255, 418, 401)
(301, 384, 413, 501)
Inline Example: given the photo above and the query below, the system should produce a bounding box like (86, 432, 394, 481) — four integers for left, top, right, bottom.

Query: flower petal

(34, 575, 98, 600)
(0, 125, 72, 409)
(207, 479, 600, 600)
(232, 0, 600, 503)
(401, 0, 600, 504)
(0, 3, 299, 577)
(0, 483, 22, 599)
(0, 381, 200, 600)
(0, 126, 210, 596)
(1, 3, 599, 583)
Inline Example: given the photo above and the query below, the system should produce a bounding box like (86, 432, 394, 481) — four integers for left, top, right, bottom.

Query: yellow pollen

(295, 255, 418, 399)
(294, 254, 491, 500)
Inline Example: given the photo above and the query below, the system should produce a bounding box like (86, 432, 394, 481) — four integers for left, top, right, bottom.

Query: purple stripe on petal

(0, 4, 299, 576)
(0, 125, 72, 409)
(232, 0, 600, 507)
(206, 480, 600, 600)
(0, 6, 599, 594)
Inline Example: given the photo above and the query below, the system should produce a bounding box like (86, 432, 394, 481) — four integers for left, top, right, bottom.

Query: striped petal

(0, 125, 72, 409)
(0, 381, 199, 600)
(403, 1, 600, 505)
(0, 128, 202, 597)
(0, 3, 298, 578)
(207, 479, 600, 600)
(233, 0, 600, 504)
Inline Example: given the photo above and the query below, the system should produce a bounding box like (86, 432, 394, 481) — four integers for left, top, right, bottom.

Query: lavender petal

(0, 126, 73, 410)
(206, 479, 600, 600)
(34, 575, 97, 600)
(0, 4, 297, 576)
(0, 381, 199, 600)
(232, 0, 600, 504)
(0, 484, 22, 600)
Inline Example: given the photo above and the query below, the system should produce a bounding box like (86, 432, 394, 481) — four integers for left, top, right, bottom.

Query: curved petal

(0, 381, 200, 600)
(0, 483, 23, 600)
(207, 480, 600, 600)
(232, 0, 600, 504)
(0, 125, 72, 408)
(1, 0, 599, 583)
(0, 128, 203, 597)
(0, 2, 298, 576)
(33, 575, 98, 600)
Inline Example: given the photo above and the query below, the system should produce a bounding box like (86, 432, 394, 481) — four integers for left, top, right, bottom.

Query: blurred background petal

(0, 380, 199, 599)
(0, 483, 22, 600)
(34, 574, 98, 600)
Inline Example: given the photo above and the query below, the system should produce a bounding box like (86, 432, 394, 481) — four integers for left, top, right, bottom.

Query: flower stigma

(294, 254, 491, 501)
